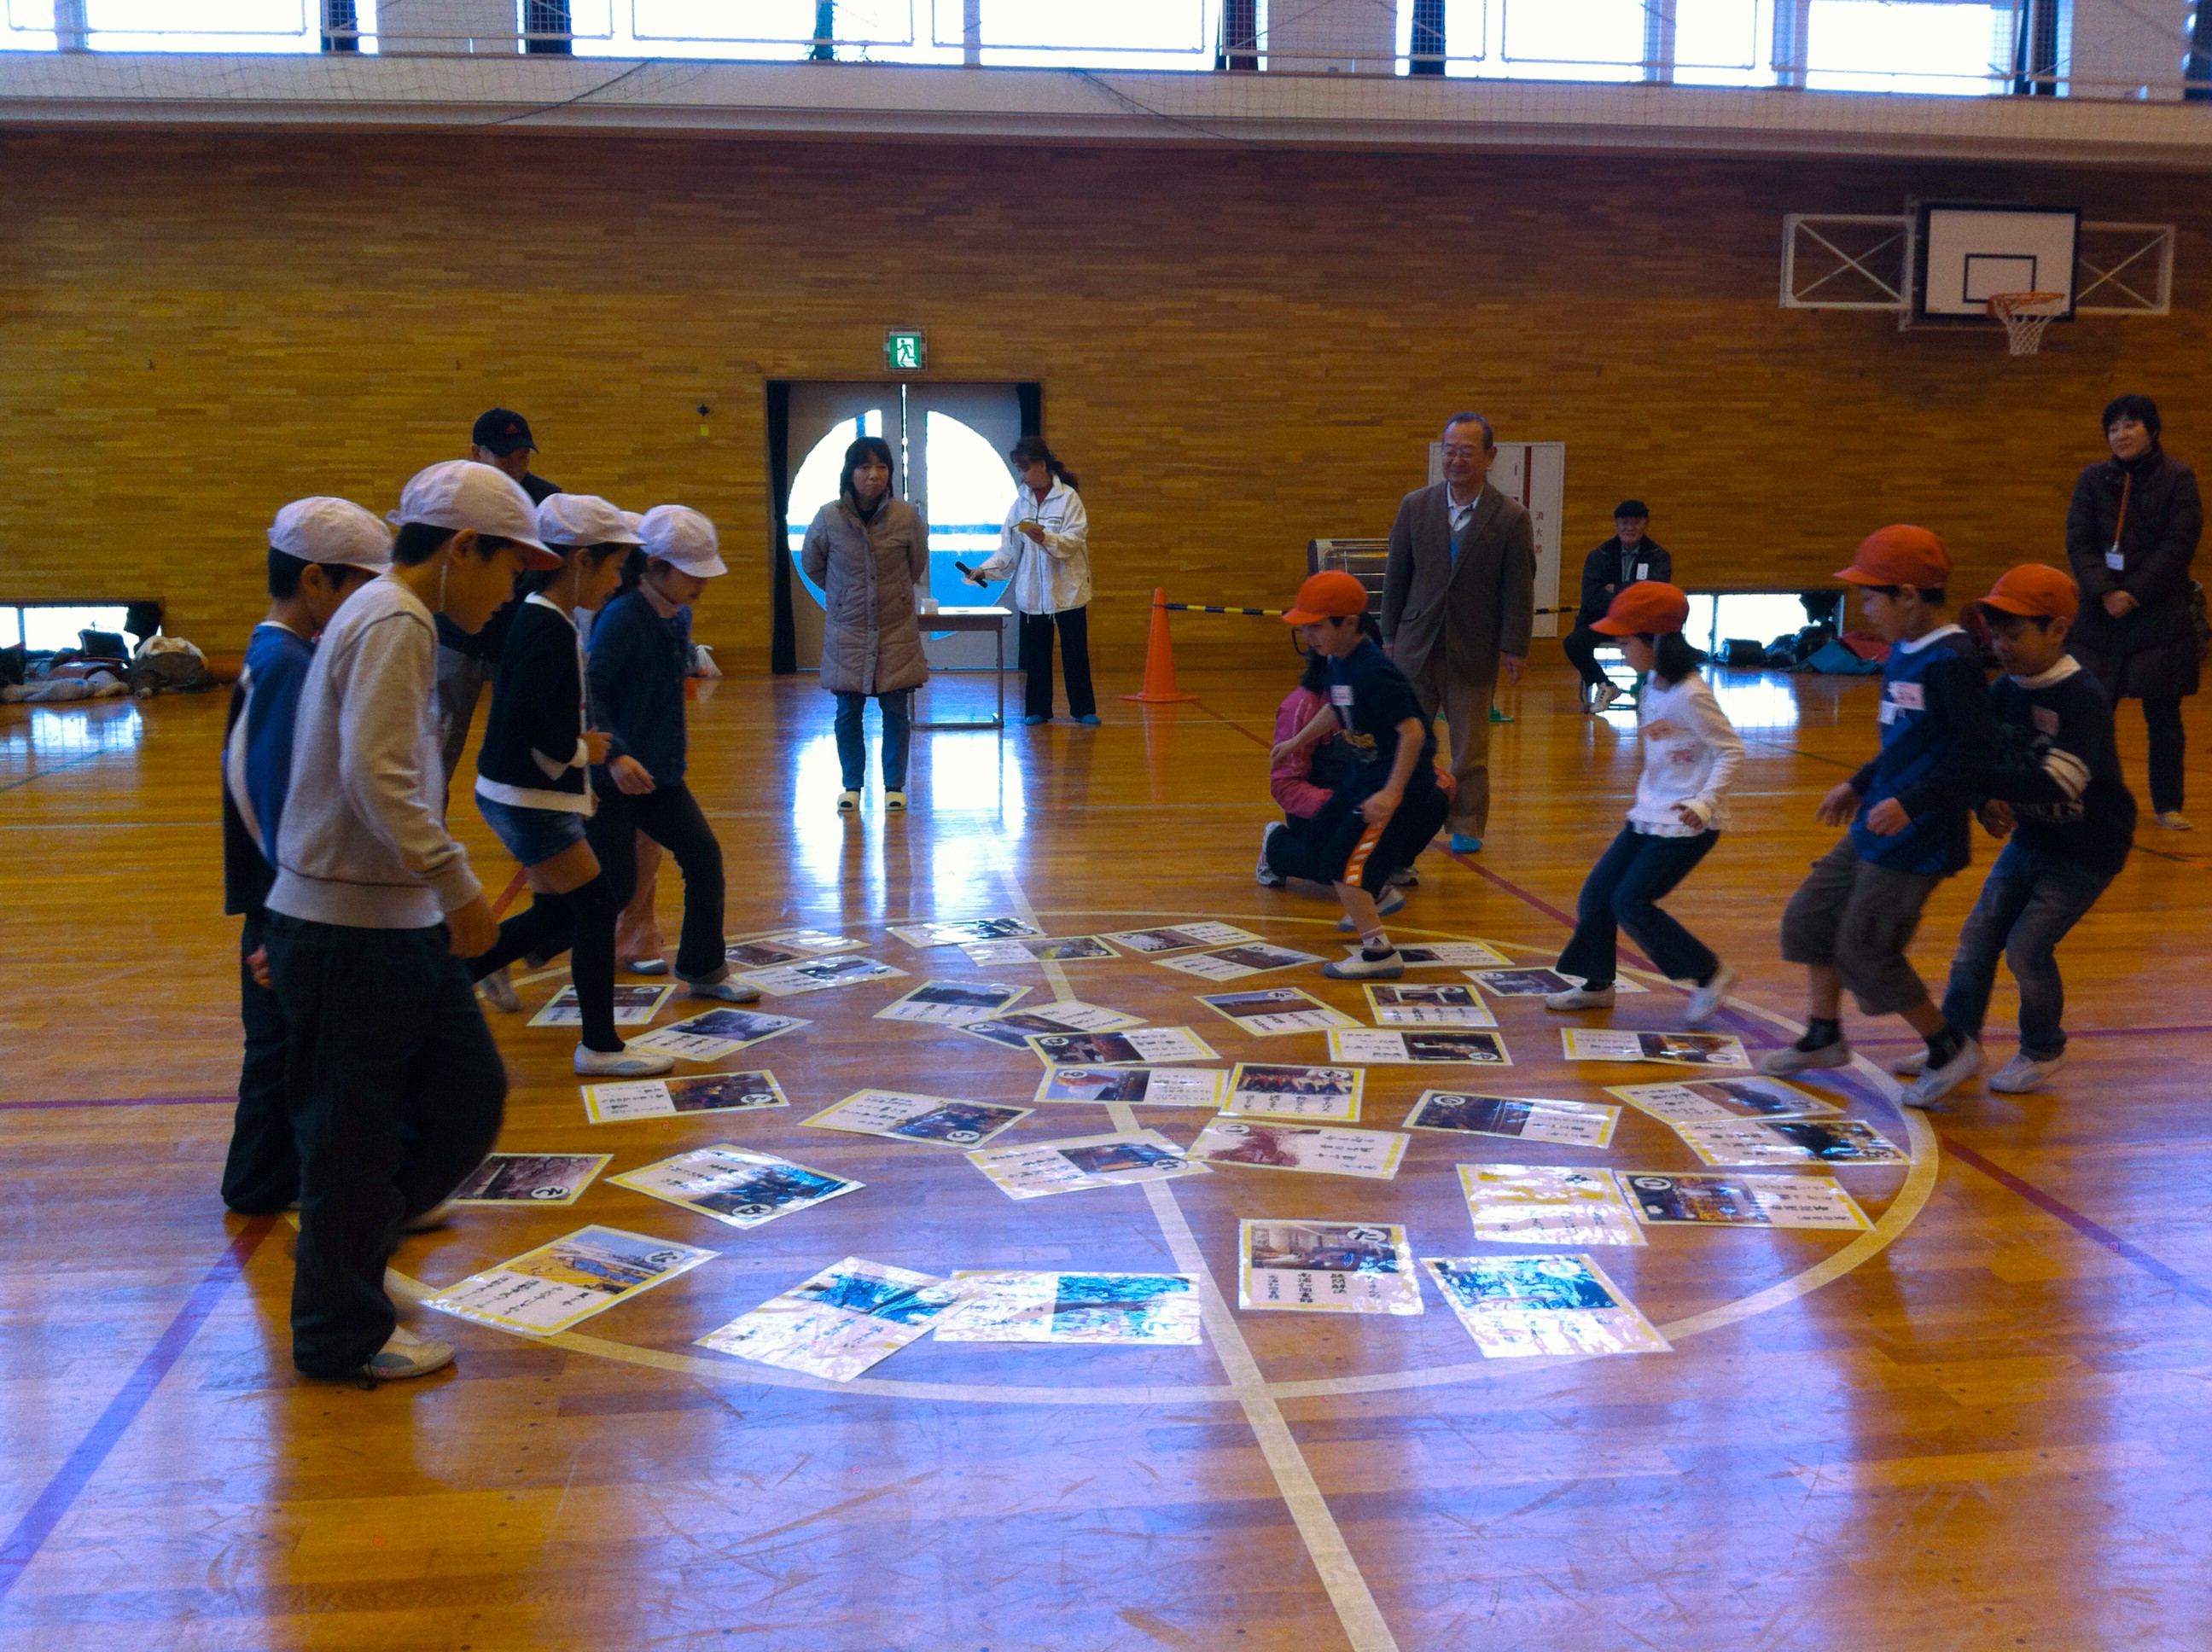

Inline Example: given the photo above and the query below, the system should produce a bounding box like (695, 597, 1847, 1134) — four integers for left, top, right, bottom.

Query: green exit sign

(885, 329, 927, 373)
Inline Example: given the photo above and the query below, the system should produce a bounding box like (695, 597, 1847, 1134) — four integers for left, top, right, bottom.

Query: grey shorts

(1778, 836, 1944, 1016)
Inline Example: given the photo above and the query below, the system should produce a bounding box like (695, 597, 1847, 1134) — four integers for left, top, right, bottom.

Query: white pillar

(375, 0, 521, 54)
(1264, 0, 1398, 73)
(54, 0, 88, 51)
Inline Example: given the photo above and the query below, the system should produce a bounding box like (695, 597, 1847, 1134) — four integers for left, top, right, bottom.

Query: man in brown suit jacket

(1381, 412, 1535, 850)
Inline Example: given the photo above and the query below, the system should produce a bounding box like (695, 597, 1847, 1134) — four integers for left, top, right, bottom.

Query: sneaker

(1022, 713, 1049, 725)
(1335, 887, 1406, 929)
(573, 1042, 677, 1078)
(1257, 823, 1288, 888)
(1448, 833, 1483, 854)
(1386, 866, 1419, 888)
(1321, 949, 1405, 980)
(1761, 1038, 1853, 1076)
(1544, 985, 1615, 1010)
(685, 975, 761, 1004)
(1488, 705, 1513, 724)
(1988, 1050, 2066, 1093)
(361, 1325, 455, 1382)
(2155, 811, 2192, 830)
(1592, 683, 1623, 714)
(1901, 1037, 1984, 1109)
(836, 790, 860, 814)
(1890, 1048, 1927, 1078)
(1077, 714, 1102, 726)
(404, 1198, 457, 1235)
(478, 966, 521, 1013)
(884, 790, 907, 812)
(1683, 964, 1736, 1027)
(626, 957, 669, 975)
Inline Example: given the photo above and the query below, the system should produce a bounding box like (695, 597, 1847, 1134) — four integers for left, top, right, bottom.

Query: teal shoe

(1022, 713, 1049, 725)
(1449, 833, 1483, 854)
(1077, 714, 1102, 725)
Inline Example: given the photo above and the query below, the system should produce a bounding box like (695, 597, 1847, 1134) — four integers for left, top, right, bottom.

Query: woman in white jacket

(972, 436, 1096, 724)
(1545, 582, 1744, 1027)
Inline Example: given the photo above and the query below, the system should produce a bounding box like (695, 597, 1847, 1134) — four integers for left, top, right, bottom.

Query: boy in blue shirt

(1764, 526, 1996, 1096)
(219, 497, 392, 1213)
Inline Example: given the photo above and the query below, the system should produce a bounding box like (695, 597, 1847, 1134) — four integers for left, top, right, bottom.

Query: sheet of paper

(1344, 941, 1514, 968)
(581, 1070, 789, 1124)
(960, 935, 1118, 964)
(1103, 922, 1264, 954)
(957, 1001, 1147, 1051)
(888, 916, 1042, 948)
(624, 1007, 809, 1062)
(933, 1271, 1202, 1345)
(1404, 1090, 1620, 1149)
(449, 1152, 610, 1206)
(1561, 1028, 1750, 1068)
(1620, 1170, 1873, 1230)
(1458, 1162, 1646, 1247)
(1671, 1118, 1908, 1167)
(1223, 1062, 1365, 1122)
(1196, 986, 1362, 1038)
(425, 1224, 717, 1335)
(1607, 1077, 1843, 1125)
(1155, 943, 1324, 981)
(1326, 1029, 1512, 1067)
(1423, 1254, 1670, 1358)
(721, 938, 810, 969)
(1188, 1118, 1408, 1179)
(801, 1089, 1031, 1148)
(964, 1129, 1209, 1200)
(608, 1145, 864, 1230)
(696, 1256, 963, 1381)
(1033, 1066, 1231, 1107)
(1238, 1219, 1423, 1315)
(1461, 967, 1649, 996)
(873, 980, 1030, 1026)
(1363, 983, 1499, 1028)
(737, 956, 905, 997)
(527, 983, 676, 1028)
(1027, 1027, 1219, 1067)
(738, 927, 864, 955)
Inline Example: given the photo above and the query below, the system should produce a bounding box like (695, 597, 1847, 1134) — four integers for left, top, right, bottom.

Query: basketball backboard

(1913, 202, 2079, 323)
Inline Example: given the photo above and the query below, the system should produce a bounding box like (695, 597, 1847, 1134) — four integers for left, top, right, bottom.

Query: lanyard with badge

(2106, 473, 2131, 573)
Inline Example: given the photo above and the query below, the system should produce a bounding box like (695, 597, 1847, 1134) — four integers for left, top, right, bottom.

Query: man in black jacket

(1563, 502, 1672, 713)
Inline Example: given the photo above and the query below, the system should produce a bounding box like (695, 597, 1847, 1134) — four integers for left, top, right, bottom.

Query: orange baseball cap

(1836, 524, 1950, 590)
(1975, 563, 2078, 623)
(1283, 570, 1370, 625)
(1591, 581, 1691, 637)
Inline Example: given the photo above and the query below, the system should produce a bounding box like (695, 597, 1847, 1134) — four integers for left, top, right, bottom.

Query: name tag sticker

(1634, 564, 1649, 582)
(1877, 700, 1898, 725)
(1889, 682, 1925, 711)
(2105, 549, 2125, 571)
(2034, 707, 2061, 735)
(1330, 685, 1353, 708)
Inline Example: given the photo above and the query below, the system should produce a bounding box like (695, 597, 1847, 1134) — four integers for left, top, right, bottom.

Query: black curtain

(768, 381, 797, 675)
(1215, 0, 1258, 71)
(524, 0, 573, 55)
(1409, 0, 1446, 74)
(1016, 382, 1043, 441)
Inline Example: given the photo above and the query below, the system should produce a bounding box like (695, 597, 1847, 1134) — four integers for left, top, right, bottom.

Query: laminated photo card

(697, 1257, 964, 1381)
(737, 927, 865, 956)
(964, 1129, 1208, 1200)
(721, 937, 812, 969)
(1223, 1063, 1365, 1123)
(888, 916, 1042, 949)
(1463, 967, 1647, 997)
(1103, 922, 1265, 954)
(1187, 1118, 1408, 1180)
(1619, 1170, 1873, 1230)
(736, 955, 905, 997)
(1670, 1118, 1908, 1167)
(1346, 941, 1513, 968)
(1155, 943, 1324, 982)
(449, 1153, 609, 1207)
(961, 935, 1119, 965)
(801, 1089, 1030, 1149)
(934, 1271, 1202, 1345)
(426, 1225, 717, 1336)
(1027, 1027, 1219, 1067)
(957, 1001, 1146, 1052)
(624, 1007, 808, 1063)
(1403, 1091, 1620, 1149)
(874, 980, 1030, 1027)
(1197, 986, 1362, 1038)
(1326, 1029, 1511, 1067)
(580, 1070, 789, 1125)
(1458, 1163, 1646, 1248)
(609, 1145, 864, 1230)
(527, 983, 675, 1028)
(1363, 983, 1499, 1029)
(1032, 1066, 1231, 1108)
(1423, 1254, 1669, 1358)
(1561, 1029, 1749, 1068)
(1607, 1076, 1843, 1126)
(1237, 1219, 1423, 1315)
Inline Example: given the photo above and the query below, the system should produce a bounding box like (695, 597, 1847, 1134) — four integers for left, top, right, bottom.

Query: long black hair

(1010, 434, 1079, 492)
(841, 436, 898, 514)
(1646, 631, 1708, 687)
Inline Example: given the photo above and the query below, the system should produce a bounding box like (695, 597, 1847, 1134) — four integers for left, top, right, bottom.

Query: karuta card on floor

(608, 1145, 863, 1230)
(721, 938, 811, 969)
(1458, 1162, 1646, 1247)
(873, 980, 1030, 1026)
(1669, 1118, 1908, 1167)
(696, 1257, 965, 1381)
(1187, 1117, 1407, 1179)
(580, 1070, 789, 1124)
(956, 1001, 1147, 1052)
(964, 1129, 1208, 1200)
(1363, 983, 1499, 1029)
(960, 935, 1119, 965)
(1027, 1027, 1219, 1067)
(1325, 1029, 1511, 1066)
(624, 1007, 809, 1062)
(1223, 1062, 1365, 1122)
(801, 1089, 1031, 1149)
(1348, 941, 1515, 968)
(1461, 967, 1649, 997)
(933, 1271, 1202, 1345)
(1620, 1170, 1873, 1230)
(888, 916, 1043, 949)
(1032, 1065, 1231, 1107)
(1423, 1254, 1670, 1358)
(1607, 1076, 1843, 1125)
(736, 927, 865, 956)
(448, 1153, 610, 1206)
(1560, 1028, 1749, 1068)
(1238, 1219, 1423, 1315)
(526, 983, 676, 1028)
(1155, 943, 1324, 981)
(1403, 1091, 1620, 1149)
(1196, 986, 1362, 1038)
(424, 1225, 718, 1336)
(1102, 922, 1264, 954)
(736, 955, 905, 997)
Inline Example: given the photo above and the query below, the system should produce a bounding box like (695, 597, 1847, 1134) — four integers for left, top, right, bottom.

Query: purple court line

(0, 1093, 230, 1113)
(1937, 1136, 2212, 1314)
(0, 1215, 278, 1606)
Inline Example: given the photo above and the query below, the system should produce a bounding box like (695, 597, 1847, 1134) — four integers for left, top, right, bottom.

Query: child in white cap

(263, 460, 556, 1383)
(219, 497, 391, 1217)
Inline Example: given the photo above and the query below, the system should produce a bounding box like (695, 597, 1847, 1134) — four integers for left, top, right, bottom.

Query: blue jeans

(834, 690, 912, 791)
(1938, 840, 2116, 1059)
(1556, 824, 1720, 989)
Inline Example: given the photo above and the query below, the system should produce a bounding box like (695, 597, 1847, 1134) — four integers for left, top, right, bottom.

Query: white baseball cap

(393, 460, 558, 567)
(269, 497, 393, 573)
(535, 493, 645, 550)
(638, 505, 726, 578)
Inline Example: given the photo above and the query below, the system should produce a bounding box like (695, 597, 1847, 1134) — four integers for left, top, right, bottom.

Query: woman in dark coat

(2065, 393, 2203, 829)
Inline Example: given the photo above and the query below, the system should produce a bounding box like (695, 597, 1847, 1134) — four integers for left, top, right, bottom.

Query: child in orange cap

(1894, 564, 2135, 1104)
(1544, 583, 1744, 1025)
(1764, 526, 1997, 1095)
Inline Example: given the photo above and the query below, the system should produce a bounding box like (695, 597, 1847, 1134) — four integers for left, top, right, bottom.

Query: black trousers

(1019, 608, 1096, 719)
(2141, 695, 2185, 815)
(223, 909, 297, 1214)
(1561, 623, 1611, 690)
(265, 914, 506, 1377)
(588, 779, 726, 982)
(1266, 780, 1448, 896)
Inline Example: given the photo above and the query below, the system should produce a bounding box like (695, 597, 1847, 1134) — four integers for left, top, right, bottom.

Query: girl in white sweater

(1546, 583, 1744, 1026)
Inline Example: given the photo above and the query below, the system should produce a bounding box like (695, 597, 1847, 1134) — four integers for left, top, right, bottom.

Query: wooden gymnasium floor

(2, 660, 2209, 1652)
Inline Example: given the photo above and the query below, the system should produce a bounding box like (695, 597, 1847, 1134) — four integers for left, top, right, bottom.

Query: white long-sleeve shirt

(978, 479, 1091, 614)
(1627, 672, 1744, 836)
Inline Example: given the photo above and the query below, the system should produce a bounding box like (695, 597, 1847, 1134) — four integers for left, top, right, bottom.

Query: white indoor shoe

(1988, 1051, 2066, 1093)
(1683, 965, 1736, 1027)
(1335, 887, 1406, 929)
(573, 1042, 676, 1078)
(1544, 985, 1615, 1011)
(362, 1325, 455, 1382)
(685, 975, 761, 1003)
(2154, 811, 2192, 830)
(1761, 1039, 1852, 1076)
(1901, 1037, 1985, 1109)
(1321, 950, 1406, 981)
(478, 966, 521, 1013)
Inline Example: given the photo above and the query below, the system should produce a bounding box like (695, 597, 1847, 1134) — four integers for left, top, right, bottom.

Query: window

(1803, 1, 2009, 95)
(1672, 0, 1771, 86)
(17, 0, 379, 53)
(0, 604, 137, 653)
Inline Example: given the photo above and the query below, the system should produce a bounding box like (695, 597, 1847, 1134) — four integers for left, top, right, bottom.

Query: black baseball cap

(1613, 499, 1650, 520)
(471, 408, 538, 457)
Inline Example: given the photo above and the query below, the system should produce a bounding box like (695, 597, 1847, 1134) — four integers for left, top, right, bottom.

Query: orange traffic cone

(1121, 588, 1200, 705)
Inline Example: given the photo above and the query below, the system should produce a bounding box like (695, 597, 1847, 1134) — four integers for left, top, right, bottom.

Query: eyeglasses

(1440, 445, 1487, 460)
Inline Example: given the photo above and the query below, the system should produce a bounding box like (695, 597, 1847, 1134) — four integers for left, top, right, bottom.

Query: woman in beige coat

(800, 436, 930, 812)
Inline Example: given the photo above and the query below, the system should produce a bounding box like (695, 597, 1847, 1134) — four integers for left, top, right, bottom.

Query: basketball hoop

(1986, 291, 2066, 357)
